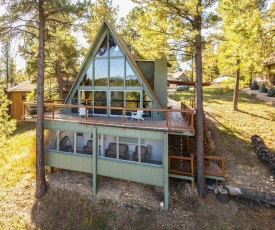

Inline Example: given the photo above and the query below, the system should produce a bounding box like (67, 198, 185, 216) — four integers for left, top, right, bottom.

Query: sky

(112, 0, 138, 19)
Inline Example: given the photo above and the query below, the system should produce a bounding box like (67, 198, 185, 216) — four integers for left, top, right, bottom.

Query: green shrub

(259, 83, 268, 93)
(267, 87, 275, 97)
(250, 80, 259, 90)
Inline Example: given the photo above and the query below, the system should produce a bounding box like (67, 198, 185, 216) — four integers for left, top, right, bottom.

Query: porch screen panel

(110, 59, 124, 86)
(94, 91, 107, 115)
(110, 91, 124, 115)
(95, 59, 108, 86)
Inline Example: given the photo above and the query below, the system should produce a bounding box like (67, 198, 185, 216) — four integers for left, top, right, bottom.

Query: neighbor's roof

(264, 52, 275, 65)
(167, 72, 191, 81)
(7, 80, 35, 92)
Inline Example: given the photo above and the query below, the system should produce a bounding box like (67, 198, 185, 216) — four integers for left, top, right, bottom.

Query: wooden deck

(23, 103, 195, 134)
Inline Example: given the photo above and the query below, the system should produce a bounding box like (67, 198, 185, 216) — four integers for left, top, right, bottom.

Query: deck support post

(92, 126, 97, 197)
(163, 133, 169, 209)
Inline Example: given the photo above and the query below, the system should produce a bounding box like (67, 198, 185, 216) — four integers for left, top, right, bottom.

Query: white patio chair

(78, 107, 85, 117)
(131, 110, 144, 121)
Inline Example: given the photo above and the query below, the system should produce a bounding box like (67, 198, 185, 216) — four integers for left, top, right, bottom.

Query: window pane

(94, 91, 107, 114)
(96, 35, 108, 57)
(80, 91, 93, 115)
(126, 62, 140, 86)
(110, 59, 124, 86)
(71, 90, 78, 113)
(80, 63, 93, 86)
(109, 36, 123, 56)
(110, 91, 124, 115)
(95, 59, 108, 86)
(126, 91, 140, 108)
(143, 90, 151, 117)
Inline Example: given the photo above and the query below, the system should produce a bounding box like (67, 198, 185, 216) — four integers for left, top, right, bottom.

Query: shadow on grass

(238, 109, 272, 121)
(12, 121, 36, 136)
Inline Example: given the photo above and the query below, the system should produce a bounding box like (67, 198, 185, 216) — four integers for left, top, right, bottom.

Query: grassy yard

(170, 86, 275, 152)
(0, 122, 36, 228)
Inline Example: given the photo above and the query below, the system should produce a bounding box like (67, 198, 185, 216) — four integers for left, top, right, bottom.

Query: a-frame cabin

(24, 21, 225, 209)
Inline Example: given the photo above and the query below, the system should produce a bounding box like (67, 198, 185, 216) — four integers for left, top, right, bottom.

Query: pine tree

(0, 0, 88, 198)
(0, 79, 16, 148)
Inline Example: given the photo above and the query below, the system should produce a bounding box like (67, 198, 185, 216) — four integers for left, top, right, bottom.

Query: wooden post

(92, 127, 97, 197)
(163, 133, 169, 209)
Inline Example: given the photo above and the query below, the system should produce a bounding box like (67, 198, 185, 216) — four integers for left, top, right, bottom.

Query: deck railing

(169, 154, 225, 178)
(23, 102, 195, 132)
(168, 155, 195, 176)
(181, 102, 195, 127)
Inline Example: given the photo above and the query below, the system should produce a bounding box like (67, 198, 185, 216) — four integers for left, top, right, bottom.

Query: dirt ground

(2, 94, 275, 229)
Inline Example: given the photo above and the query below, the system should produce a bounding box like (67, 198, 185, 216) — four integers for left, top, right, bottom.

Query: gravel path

(242, 88, 275, 104)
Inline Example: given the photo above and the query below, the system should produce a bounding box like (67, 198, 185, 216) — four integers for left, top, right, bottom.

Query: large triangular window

(109, 35, 123, 56)
(96, 35, 108, 57)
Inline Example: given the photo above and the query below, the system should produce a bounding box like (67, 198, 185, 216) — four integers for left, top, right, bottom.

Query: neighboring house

(6, 80, 36, 120)
(261, 52, 275, 86)
(24, 21, 225, 209)
(168, 71, 191, 82)
(212, 75, 235, 84)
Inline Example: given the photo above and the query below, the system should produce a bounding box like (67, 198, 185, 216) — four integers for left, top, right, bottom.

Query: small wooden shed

(7, 80, 35, 120)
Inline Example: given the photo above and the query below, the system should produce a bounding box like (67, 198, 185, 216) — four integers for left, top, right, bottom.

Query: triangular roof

(7, 80, 35, 92)
(65, 20, 163, 109)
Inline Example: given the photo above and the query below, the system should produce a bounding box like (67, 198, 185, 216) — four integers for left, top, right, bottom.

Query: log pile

(251, 134, 275, 176)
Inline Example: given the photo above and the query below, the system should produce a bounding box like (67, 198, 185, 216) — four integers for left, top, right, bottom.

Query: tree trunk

(35, 0, 47, 198)
(56, 59, 64, 100)
(194, 0, 207, 198)
(249, 71, 253, 87)
(227, 186, 275, 207)
(233, 59, 240, 111)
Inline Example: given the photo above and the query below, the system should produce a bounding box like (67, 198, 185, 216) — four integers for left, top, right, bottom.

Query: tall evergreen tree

(129, 0, 219, 197)
(0, 0, 87, 198)
(217, 0, 267, 110)
(0, 38, 17, 86)
(0, 78, 16, 148)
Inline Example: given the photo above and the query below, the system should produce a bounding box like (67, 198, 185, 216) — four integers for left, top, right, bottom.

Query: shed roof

(7, 80, 35, 92)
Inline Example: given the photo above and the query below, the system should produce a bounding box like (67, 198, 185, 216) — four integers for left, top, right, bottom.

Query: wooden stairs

(168, 101, 225, 189)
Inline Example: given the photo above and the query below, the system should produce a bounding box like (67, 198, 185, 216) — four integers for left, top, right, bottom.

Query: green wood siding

(154, 58, 167, 108)
(44, 151, 164, 186)
(44, 120, 164, 140)
(45, 151, 93, 173)
(97, 158, 164, 186)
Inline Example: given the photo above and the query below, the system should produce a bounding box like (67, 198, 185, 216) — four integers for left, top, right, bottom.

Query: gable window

(94, 91, 107, 115)
(110, 91, 124, 115)
(126, 62, 140, 86)
(126, 91, 140, 109)
(110, 59, 124, 86)
(109, 35, 123, 57)
(95, 59, 108, 86)
(96, 35, 108, 57)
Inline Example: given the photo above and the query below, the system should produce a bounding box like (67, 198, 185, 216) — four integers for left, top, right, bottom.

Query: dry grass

(0, 123, 36, 229)
(0, 130, 36, 188)
(170, 86, 275, 151)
